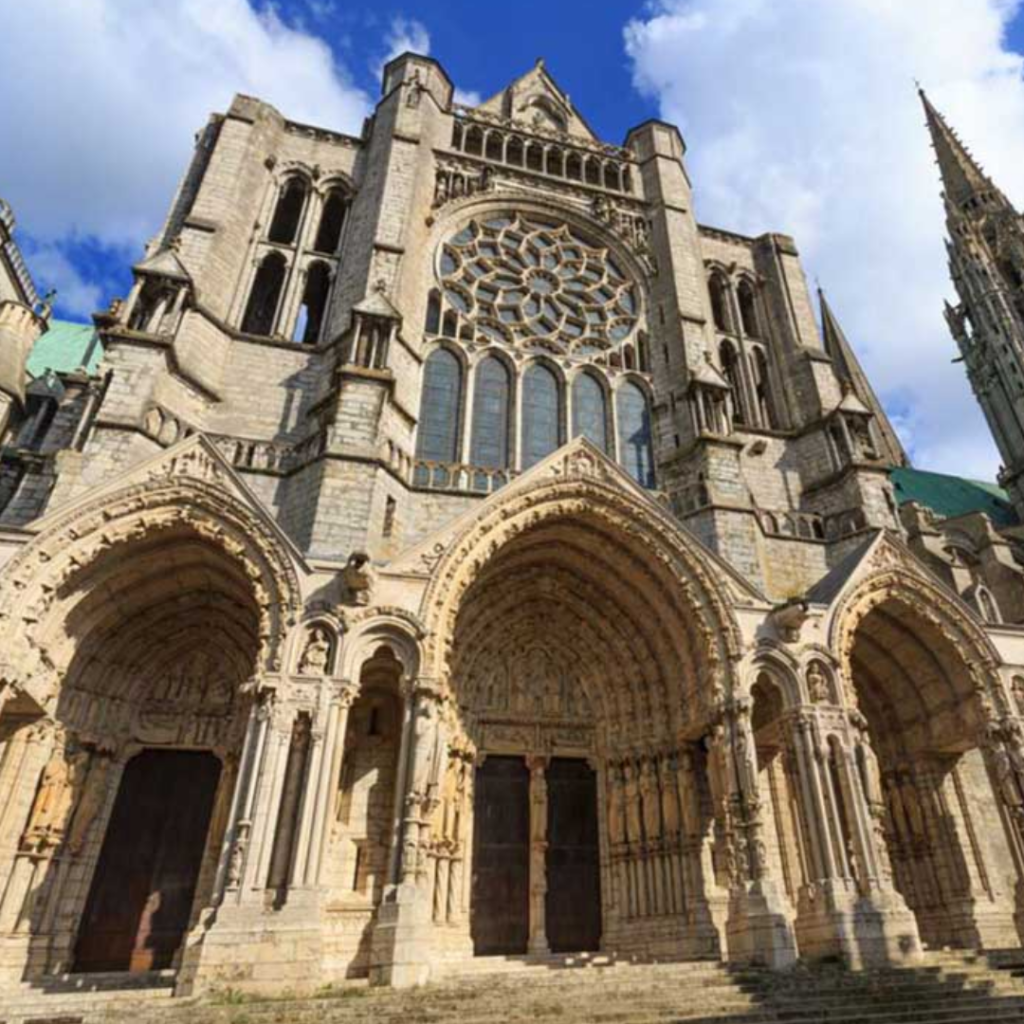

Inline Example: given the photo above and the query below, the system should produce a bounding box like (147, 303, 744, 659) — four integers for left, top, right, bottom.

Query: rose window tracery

(439, 215, 639, 357)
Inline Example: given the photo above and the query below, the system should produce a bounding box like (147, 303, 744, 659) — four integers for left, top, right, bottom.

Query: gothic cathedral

(3, 55, 1024, 997)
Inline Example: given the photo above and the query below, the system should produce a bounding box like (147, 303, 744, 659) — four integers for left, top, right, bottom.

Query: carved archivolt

(0, 471, 301, 712)
(419, 448, 744, 719)
(829, 559, 1004, 719)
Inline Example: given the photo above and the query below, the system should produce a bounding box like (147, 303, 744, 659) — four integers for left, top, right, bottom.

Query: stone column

(301, 681, 357, 887)
(369, 680, 446, 988)
(217, 690, 275, 902)
(979, 721, 1024, 941)
(719, 700, 797, 969)
(527, 754, 549, 955)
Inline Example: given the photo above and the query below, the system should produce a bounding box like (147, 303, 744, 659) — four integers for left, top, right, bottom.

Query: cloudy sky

(2, 0, 1024, 480)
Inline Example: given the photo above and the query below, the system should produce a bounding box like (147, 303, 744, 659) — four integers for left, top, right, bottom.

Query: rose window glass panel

(439, 215, 639, 357)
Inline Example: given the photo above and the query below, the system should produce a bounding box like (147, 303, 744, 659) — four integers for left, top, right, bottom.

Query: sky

(3, 0, 1024, 480)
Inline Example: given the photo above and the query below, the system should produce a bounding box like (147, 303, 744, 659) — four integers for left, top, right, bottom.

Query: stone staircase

(6, 951, 1024, 1024)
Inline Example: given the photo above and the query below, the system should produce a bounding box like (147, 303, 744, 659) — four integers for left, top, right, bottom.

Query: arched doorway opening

(1, 520, 266, 977)
(847, 593, 1018, 949)
(431, 491, 732, 961)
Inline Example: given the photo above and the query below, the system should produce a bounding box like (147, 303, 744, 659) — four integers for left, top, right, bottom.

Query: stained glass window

(470, 356, 511, 469)
(616, 382, 654, 487)
(572, 373, 608, 453)
(522, 363, 561, 469)
(439, 215, 638, 358)
(416, 349, 462, 463)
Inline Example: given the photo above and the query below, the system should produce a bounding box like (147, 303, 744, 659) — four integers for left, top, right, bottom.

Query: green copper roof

(26, 319, 103, 379)
(891, 466, 1018, 528)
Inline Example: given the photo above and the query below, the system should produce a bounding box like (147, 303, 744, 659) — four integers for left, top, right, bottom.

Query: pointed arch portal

(418, 458, 741, 958)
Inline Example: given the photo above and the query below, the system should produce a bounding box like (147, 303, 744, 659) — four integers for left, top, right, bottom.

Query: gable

(473, 60, 598, 142)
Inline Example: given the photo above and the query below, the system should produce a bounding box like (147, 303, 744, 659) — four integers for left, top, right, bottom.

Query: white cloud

(374, 15, 432, 80)
(454, 88, 483, 107)
(22, 245, 104, 319)
(625, 0, 1024, 479)
(0, 0, 372, 257)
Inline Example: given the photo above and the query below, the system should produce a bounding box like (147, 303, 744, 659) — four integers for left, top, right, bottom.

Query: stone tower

(924, 89, 1024, 516)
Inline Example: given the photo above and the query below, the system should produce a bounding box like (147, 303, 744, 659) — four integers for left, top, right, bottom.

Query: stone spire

(919, 88, 1004, 213)
(819, 289, 908, 468)
(924, 90, 1024, 519)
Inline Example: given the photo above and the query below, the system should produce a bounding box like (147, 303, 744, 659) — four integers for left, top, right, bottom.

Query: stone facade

(2, 55, 1024, 999)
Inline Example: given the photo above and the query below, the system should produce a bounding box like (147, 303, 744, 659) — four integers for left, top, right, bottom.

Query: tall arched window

(737, 280, 760, 337)
(572, 372, 609, 453)
(719, 340, 745, 425)
(753, 347, 776, 428)
(709, 273, 731, 333)
(268, 178, 307, 244)
(293, 261, 331, 345)
(616, 382, 654, 487)
(314, 190, 348, 254)
(416, 348, 463, 463)
(241, 252, 287, 336)
(522, 363, 561, 469)
(470, 356, 511, 469)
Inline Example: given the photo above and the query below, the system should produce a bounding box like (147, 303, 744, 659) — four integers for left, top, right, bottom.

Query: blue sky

(4, 0, 1024, 479)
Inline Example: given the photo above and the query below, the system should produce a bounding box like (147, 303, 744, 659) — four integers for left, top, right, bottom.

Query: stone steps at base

(8, 953, 1024, 1024)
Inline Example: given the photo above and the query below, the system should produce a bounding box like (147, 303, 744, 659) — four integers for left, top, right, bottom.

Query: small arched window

(416, 348, 463, 463)
(241, 251, 287, 336)
(425, 290, 442, 335)
(314, 190, 348, 254)
(522, 363, 561, 469)
(616, 382, 654, 487)
(719, 340, 745, 426)
(565, 153, 582, 181)
(293, 261, 331, 345)
(268, 178, 308, 245)
(709, 273, 731, 333)
(572, 372, 609, 452)
(738, 280, 759, 337)
(470, 356, 511, 469)
(506, 137, 524, 167)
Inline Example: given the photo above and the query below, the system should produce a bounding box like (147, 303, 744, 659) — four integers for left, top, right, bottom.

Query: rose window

(438, 215, 639, 357)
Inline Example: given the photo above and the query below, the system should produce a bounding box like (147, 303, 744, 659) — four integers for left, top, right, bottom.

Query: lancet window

(237, 173, 351, 343)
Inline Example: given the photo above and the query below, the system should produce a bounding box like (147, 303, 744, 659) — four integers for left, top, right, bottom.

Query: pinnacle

(919, 87, 1001, 211)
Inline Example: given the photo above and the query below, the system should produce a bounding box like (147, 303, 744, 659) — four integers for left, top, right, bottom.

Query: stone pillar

(369, 680, 446, 987)
(787, 709, 920, 966)
(296, 681, 357, 888)
(718, 701, 797, 969)
(527, 755, 549, 955)
(979, 721, 1024, 942)
(217, 691, 273, 902)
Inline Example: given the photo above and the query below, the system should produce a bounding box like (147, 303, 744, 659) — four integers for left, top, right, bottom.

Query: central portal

(470, 755, 601, 957)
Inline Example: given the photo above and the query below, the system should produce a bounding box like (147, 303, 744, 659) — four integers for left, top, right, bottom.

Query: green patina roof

(891, 466, 1018, 528)
(26, 319, 103, 379)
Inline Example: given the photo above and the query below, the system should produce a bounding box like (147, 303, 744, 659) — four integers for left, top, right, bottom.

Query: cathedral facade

(2, 55, 1024, 995)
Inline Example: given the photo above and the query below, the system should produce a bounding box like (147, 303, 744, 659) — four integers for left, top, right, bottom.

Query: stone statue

(66, 753, 111, 855)
(24, 738, 90, 850)
(342, 551, 374, 606)
(298, 627, 332, 676)
(807, 661, 830, 703)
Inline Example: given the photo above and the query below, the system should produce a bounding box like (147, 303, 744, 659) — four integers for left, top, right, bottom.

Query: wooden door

(74, 749, 221, 972)
(545, 758, 601, 952)
(471, 756, 530, 955)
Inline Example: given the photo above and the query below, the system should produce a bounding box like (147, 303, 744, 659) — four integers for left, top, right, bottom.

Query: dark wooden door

(546, 758, 601, 952)
(471, 756, 530, 955)
(74, 749, 221, 973)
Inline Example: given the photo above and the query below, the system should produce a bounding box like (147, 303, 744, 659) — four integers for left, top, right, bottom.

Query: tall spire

(919, 88, 1000, 211)
(819, 289, 908, 468)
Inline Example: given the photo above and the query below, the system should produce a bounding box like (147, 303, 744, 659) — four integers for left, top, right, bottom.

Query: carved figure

(298, 626, 332, 675)
(807, 661, 831, 703)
